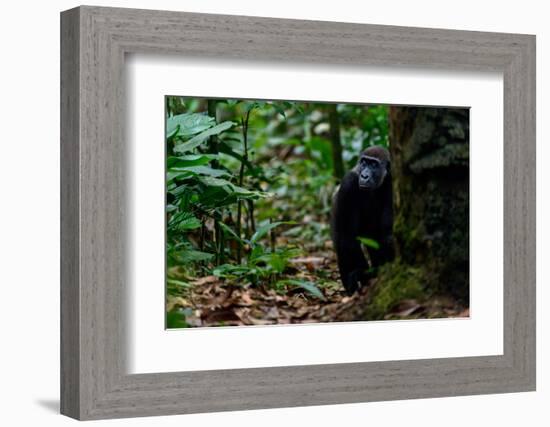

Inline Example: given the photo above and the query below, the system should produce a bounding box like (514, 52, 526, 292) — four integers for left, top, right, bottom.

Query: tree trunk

(207, 99, 220, 157)
(328, 104, 345, 181)
(389, 107, 470, 300)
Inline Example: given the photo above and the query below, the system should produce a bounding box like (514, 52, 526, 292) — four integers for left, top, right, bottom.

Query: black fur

(331, 146, 395, 295)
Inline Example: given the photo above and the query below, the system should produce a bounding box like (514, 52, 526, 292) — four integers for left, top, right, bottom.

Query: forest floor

(166, 243, 469, 328)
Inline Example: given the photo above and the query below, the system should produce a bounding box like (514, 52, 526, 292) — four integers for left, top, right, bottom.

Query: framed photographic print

(61, 5, 536, 420)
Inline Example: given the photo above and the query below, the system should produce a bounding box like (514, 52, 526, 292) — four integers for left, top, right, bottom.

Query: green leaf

(250, 221, 295, 245)
(168, 183, 194, 198)
(218, 222, 246, 246)
(243, 101, 262, 112)
(166, 170, 194, 183)
(230, 185, 272, 199)
(166, 113, 215, 139)
(286, 101, 304, 114)
(271, 102, 287, 118)
(168, 212, 202, 231)
(170, 165, 231, 178)
(166, 310, 190, 328)
(254, 253, 287, 274)
(248, 244, 265, 261)
(196, 177, 271, 199)
(357, 236, 380, 250)
(171, 249, 214, 263)
(213, 264, 250, 278)
(166, 154, 217, 168)
(167, 278, 191, 288)
(217, 141, 256, 171)
(174, 121, 235, 153)
(280, 279, 326, 300)
(198, 176, 234, 187)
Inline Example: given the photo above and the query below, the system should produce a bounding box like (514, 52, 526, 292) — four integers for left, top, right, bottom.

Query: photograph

(165, 97, 470, 328)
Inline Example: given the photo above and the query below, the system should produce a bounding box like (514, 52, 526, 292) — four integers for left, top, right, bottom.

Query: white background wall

(0, 0, 546, 425)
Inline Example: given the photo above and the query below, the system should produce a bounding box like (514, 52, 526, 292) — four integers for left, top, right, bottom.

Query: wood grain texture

(60, 5, 536, 420)
(60, 7, 80, 419)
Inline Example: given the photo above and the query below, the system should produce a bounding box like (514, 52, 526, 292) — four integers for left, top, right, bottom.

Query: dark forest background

(165, 97, 469, 328)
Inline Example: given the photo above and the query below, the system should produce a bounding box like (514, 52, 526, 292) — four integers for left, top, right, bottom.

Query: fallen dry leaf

(191, 275, 220, 286)
(203, 307, 241, 324)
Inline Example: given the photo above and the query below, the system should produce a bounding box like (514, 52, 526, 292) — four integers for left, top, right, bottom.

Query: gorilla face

(357, 155, 388, 190)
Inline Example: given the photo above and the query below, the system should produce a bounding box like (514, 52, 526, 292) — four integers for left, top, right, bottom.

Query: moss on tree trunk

(389, 106, 470, 300)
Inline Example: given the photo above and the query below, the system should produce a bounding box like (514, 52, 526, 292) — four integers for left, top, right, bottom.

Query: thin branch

(328, 103, 344, 180)
(236, 110, 251, 264)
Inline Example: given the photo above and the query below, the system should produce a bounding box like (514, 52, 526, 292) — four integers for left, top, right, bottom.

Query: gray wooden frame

(60, 5, 536, 420)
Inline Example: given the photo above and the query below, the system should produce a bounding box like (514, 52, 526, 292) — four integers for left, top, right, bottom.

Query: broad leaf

(271, 102, 287, 118)
(171, 165, 231, 178)
(255, 253, 287, 274)
(213, 264, 250, 278)
(166, 170, 194, 183)
(217, 141, 255, 171)
(168, 212, 201, 231)
(250, 221, 294, 245)
(280, 279, 326, 300)
(248, 244, 265, 261)
(218, 222, 246, 246)
(198, 176, 234, 188)
(166, 113, 214, 139)
(357, 236, 380, 250)
(166, 278, 191, 288)
(167, 154, 217, 168)
(174, 121, 235, 153)
(230, 184, 272, 199)
(171, 249, 214, 263)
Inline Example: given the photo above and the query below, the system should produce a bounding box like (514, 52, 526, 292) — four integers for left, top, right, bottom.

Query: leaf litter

(166, 245, 468, 328)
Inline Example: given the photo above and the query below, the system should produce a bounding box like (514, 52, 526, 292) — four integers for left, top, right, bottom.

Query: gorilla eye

(365, 158, 379, 168)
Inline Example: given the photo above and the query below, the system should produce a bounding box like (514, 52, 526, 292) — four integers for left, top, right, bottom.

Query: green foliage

(169, 247, 214, 264)
(165, 108, 273, 269)
(166, 309, 191, 328)
(166, 112, 214, 140)
(250, 221, 292, 245)
(214, 221, 300, 285)
(164, 96, 391, 326)
(173, 121, 235, 153)
(212, 246, 301, 285)
(166, 278, 191, 288)
(278, 279, 326, 300)
(357, 236, 380, 250)
(168, 211, 201, 232)
(339, 104, 389, 167)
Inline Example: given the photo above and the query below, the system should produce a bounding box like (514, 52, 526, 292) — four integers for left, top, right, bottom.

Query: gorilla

(331, 145, 395, 295)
